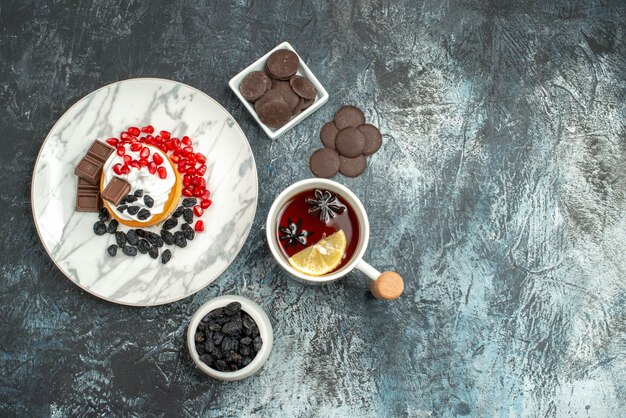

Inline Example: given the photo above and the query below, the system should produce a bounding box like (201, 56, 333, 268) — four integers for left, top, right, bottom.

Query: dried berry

(137, 208, 151, 220)
(135, 229, 147, 237)
(182, 198, 197, 207)
(161, 249, 171, 264)
(124, 194, 138, 203)
(107, 245, 117, 257)
(241, 357, 252, 367)
(107, 219, 119, 234)
(253, 336, 263, 351)
(172, 206, 184, 218)
(224, 302, 241, 316)
(196, 343, 206, 355)
(122, 246, 137, 257)
(127, 229, 139, 246)
(127, 206, 140, 216)
(213, 332, 224, 345)
(163, 218, 178, 230)
(174, 231, 187, 248)
(240, 337, 252, 346)
(215, 360, 229, 371)
(98, 208, 110, 222)
(93, 221, 107, 236)
(221, 337, 237, 354)
(239, 345, 251, 357)
(148, 246, 159, 259)
(222, 318, 242, 336)
(227, 351, 243, 366)
(115, 231, 127, 247)
(143, 195, 154, 208)
(117, 204, 128, 213)
(183, 208, 194, 224)
(147, 232, 163, 248)
(181, 223, 195, 240)
(134, 189, 143, 197)
(161, 229, 175, 245)
(137, 239, 151, 254)
(199, 354, 214, 367)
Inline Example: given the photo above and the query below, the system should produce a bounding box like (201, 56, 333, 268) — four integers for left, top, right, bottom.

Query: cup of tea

(266, 178, 404, 299)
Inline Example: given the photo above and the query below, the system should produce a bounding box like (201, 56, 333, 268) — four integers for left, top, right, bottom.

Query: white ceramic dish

(228, 41, 329, 139)
(187, 295, 273, 381)
(31, 78, 258, 306)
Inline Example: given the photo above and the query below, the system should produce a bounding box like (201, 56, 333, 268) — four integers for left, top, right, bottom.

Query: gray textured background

(1, 0, 625, 416)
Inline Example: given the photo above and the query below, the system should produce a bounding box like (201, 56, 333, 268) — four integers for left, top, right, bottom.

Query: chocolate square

(74, 155, 103, 185)
(87, 140, 115, 164)
(101, 177, 131, 206)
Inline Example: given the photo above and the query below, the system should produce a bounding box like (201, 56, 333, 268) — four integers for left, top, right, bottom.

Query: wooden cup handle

(370, 271, 404, 300)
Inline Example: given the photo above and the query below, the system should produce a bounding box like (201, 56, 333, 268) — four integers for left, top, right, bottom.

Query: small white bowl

(187, 295, 273, 381)
(228, 41, 329, 139)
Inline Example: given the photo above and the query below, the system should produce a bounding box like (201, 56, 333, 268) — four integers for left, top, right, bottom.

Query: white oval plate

(31, 78, 258, 306)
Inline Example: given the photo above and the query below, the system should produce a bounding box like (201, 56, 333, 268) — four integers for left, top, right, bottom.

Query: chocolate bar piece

(101, 177, 130, 206)
(78, 177, 99, 193)
(74, 155, 104, 185)
(76, 178, 101, 212)
(87, 140, 115, 164)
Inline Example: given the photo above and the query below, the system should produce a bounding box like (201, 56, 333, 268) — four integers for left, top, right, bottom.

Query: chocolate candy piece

(320, 121, 339, 149)
(76, 178, 101, 212)
(334, 105, 366, 130)
(239, 71, 270, 102)
(87, 140, 115, 164)
(101, 177, 131, 206)
(272, 80, 300, 110)
(266, 49, 299, 80)
(309, 148, 340, 178)
(289, 75, 317, 100)
(339, 155, 367, 178)
(358, 124, 383, 155)
(256, 99, 292, 129)
(335, 127, 365, 158)
(74, 155, 103, 185)
(254, 89, 284, 111)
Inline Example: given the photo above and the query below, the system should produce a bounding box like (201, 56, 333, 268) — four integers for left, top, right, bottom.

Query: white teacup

(266, 178, 404, 299)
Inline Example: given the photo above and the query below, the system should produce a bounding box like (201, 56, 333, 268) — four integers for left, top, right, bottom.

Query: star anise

(279, 218, 311, 250)
(306, 189, 345, 223)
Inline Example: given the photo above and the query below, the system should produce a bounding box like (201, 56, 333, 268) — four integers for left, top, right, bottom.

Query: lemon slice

(288, 230, 347, 276)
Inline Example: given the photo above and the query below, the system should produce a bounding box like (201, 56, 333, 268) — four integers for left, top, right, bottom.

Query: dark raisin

(143, 195, 154, 208)
(93, 221, 106, 236)
(107, 245, 117, 257)
(137, 208, 151, 220)
(117, 204, 127, 213)
(253, 336, 263, 351)
(98, 208, 110, 222)
(197, 321, 206, 331)
(227, 351, 243, 366)
(173, 206, 184, 218)
(161, 229, 175, 245)
(181, 223, 195, 240)
(122, 246, 137, 257)
(163, 218, 178, 230)
(107, 219, 119, 234)
(182, 198, 197, 207)
(208, 322, 222, 332)
(204, 341, 222, 359)
(127, 229, 139, 245)
(125, 194, 138, 203)
(147, 232, 163, 247)
(215, 360, 229, 371)
(134, 189, 143, 197)
(148, 246, 159, 259)
(115, 231, 126, 246)
(174, 231, 187, 248)
(135, 229, 147, 237)
(242, 313, 255, 331)
(241, 357, 252, 367)
(127, 206, 140, 216)
(224, 302, 241, 316)
(213, 332, 224, 345)
(199, 354, 214, 367)
(239, 345, 251, 357)
(195, 343, 206, 355)
(161, 249, 171, 264)
(240, 337, 252, 346)
(222, 318, 242, 336)
(137, 239, 150, 254)
(221, 338, 239, 355)
(195, 332, 205, 343)
(183, 208, 194, 224)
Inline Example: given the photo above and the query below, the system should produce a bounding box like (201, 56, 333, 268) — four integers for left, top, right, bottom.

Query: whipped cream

(102, 146, 176, 222)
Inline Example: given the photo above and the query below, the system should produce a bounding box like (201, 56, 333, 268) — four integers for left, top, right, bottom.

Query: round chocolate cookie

(357, 124, 383, 155)
(309, 148, 340, 178)
(272, 80, 300, 110)
(256, 98, 292, 129)
(239, 71, 270, 102)
(334, 105, 366, 130)
(335, 127, 365, 158)
(301, 97, 314, 111)
(289, 75, 317, 100)
(339, 155, 367, 178)
(266, 49, 299, 80)
(320, 121, 339, 149)
(254, 89, 284, 113)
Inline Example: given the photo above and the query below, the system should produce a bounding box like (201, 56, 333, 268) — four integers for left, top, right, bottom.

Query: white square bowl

(229, 41, 329, 139)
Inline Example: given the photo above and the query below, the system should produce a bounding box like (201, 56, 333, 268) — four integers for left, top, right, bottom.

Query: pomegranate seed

(122, 156, 131, 166)
(121, 165, 130, 174)
(106, 137, 119, 147)
(183, 146, 193, 154)
(187, 168, 196, 176)
(181, 136, 192, 146)
(174, 138, 181, 149)
(139, 158, 149, 167)
(178, 166, 187, 174)
(171, 155, 180, 163)
(112, 163, 123, 175)
(120, 131, 131, 141)
(195, 153, 206, 164)
(193, 187, 203, 197)
(165, 140, 175, 151)
(198, 178, 207, 188)
(193, 205, 204, 217)
(148, 162, 157, 174)
(144, 134, 153, 142)
(190, 176, 199, 186)
(160, 130, 171, 139)
(157, 166, 167, 179)
(182, 187, 193, 197)
(200, 199, 212, 209)
(153, 153, 164, 165)
(128, 126, 140, 136)
(130, 160, 141, 169)
(140, 147, 150, 159)
(130, 142, 142, 152)
(183, 176, 191, 187)
(200, 190, 210, 199)
(141, 125, 154, 134)
(116, 146, 125, 156)
(197, 165, 207, 176)
(194, 220, 204, 232)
